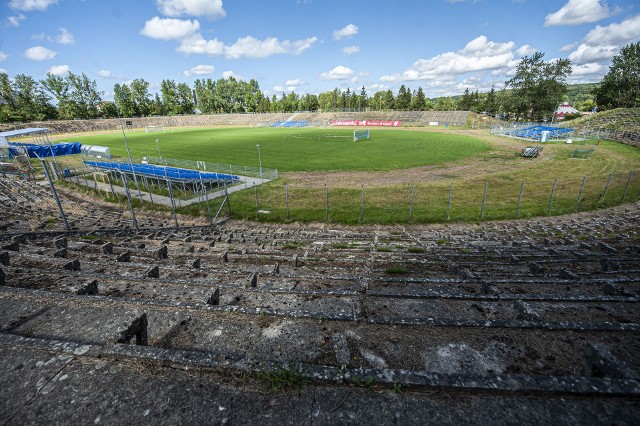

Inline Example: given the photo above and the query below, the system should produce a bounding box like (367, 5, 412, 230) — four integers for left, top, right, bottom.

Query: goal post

(354, 128, 370, 142)
(145, 125, 165, 133)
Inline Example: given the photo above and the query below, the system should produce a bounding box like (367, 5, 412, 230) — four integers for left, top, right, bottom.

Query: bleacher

(270, 121, 309, 128)
(84, 161, 239, 183)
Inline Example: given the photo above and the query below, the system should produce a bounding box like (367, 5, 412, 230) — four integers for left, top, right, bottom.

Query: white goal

(354, 128, 370, 142)
(145, 125, 165, 133)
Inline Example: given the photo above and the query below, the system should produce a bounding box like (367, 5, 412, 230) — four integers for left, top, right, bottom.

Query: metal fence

(24, 159, 232, 233)
(142, 156, 278, 180)
(227, 171, 640, 224)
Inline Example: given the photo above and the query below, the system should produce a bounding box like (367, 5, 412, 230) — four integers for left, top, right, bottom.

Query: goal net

(145, 125, 165, 133)
(354, 129, 370, 142)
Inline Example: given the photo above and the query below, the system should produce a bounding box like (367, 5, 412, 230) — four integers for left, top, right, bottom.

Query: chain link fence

(227, 171, 640, 225)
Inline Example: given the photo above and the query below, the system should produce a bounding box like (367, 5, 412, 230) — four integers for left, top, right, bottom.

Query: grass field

(68, 127, 490, 172)
(59, 126, 640, 225)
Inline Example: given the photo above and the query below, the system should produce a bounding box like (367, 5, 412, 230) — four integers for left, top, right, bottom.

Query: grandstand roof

(0, 127, 50, 138)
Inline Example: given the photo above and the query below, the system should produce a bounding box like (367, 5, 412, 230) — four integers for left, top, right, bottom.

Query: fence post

(409, 184, 415, 220)
(199, 171, 212, 224)
(516, 180, 525, 219)
(223, 181, 232, 215)
(621, 171, 634, 201)
(360, 184, 365, 224)
(144, 176, 154, 205)
(601, 173, 613, 204)
(547, 179, 557, 215)
(575, 175, 587, 211)
(446, 183, 453, 221)
(40, 158, 70, 231)
(480, 181, 488, 221)
(254, 182, 259, 220)
(120, 172, 139, 231)
(106, 173, 116, 197)
(285, 184, 290, 220)
(165, 177, 179, 227)
(325, 183, 329, 222)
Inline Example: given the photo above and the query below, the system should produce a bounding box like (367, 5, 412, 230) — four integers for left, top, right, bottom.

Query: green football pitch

(70, 127, 490, 172)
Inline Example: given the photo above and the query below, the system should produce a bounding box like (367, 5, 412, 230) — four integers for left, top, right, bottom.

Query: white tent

(555, 102, 580, 121)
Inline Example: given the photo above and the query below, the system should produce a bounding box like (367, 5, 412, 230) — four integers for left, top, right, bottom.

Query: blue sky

(1, 0, 639, 100)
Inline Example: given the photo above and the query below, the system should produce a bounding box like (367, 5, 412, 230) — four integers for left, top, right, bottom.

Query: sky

(1, 0, 639, 101)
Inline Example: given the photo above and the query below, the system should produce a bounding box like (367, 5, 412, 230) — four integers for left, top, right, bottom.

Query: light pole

(256, 144, 263, 183)
(155, 138, 162, 163)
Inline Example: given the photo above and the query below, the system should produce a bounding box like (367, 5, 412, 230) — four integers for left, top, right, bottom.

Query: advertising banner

(331, 120, 401, 127)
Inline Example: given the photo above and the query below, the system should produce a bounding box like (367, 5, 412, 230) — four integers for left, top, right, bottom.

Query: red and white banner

(331, 120, 401, 127)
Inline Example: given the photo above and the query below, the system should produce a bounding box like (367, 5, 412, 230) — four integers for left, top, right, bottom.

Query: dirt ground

(283, 129, 547, 188)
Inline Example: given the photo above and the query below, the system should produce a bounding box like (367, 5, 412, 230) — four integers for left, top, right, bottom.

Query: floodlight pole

(256, 144, 263, 183)
(116, 109, 144, 205)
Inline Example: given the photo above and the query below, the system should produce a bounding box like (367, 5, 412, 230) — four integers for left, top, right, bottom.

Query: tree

(99, 101, 118, 118)
(459, 88, 473, 110)
(593, 42, 640, 109)
(176, 82, 194, 114)
(41, 73, 73, 119)
(113, 83, 136, 117)
(359, 86, 368, 110)
(383, 90, 395, 110)
(67, 72, 102, 118)
(412, 87, 427, 110)
(18, 75, 54, 120)
(485, 86, 497, 115)
(0, 72, 17, 121)
(130, 79, 152, 116)
(161, 80, 179, 115)
(152, 93, 164, 115)
(396, 85, 411, 110)
(505, 52, 572, 121)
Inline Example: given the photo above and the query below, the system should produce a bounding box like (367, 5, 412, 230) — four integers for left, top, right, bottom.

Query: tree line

(0, 42, 637, 124)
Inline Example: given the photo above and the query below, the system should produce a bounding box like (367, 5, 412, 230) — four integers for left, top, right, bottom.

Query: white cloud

(342, 45, 360, 56)
(6, 14, 26, 27)
(333, 24, 358, 40)
(184, 64, 215, 77)
(141, 17, 200, 40)
(285, 78, 306, 86)
(48, 64, 69, 75)
(222, 70, 241, 80)
(568, 43, 618, 64)
(0, 68, 6, 74)
(516, 44, 536, 56)
(178, 34, 318, 59)
(0, 52, 7, 62)
(566, 14, 640, 67)
(156, 0, 226, 20)
(385, 35, 515, 82)
(224, 36, 317, 59)
(560, 42, 577, 52)
(98, 70, 113, 78)
(379, 74, 400, 83)
(544, 0, 621, 27)
(177, 34, 225, 55)
(9, 0, 58, 11)
(319, 65, 354, 80)
(24, 46, 56, 61)
(583, 13, 640, 46)
(571, 62, 605, 76)
(55, 28, 75, 45)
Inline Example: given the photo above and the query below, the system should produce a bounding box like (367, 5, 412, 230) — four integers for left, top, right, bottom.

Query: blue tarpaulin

(9, 142, 82, 158)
